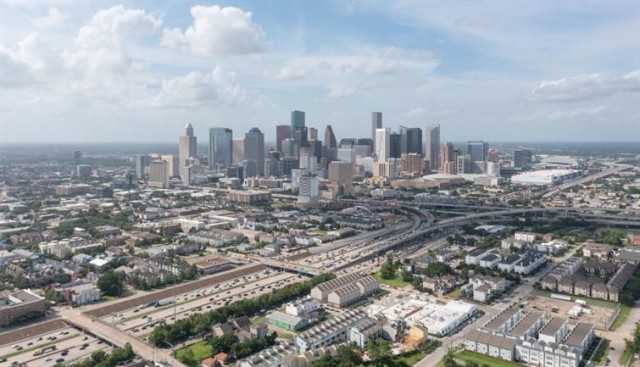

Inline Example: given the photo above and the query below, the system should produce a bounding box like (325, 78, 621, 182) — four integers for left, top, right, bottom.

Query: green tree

(368, 338, 392, 366)
(380, 259, 396, 280)
(97, 270, 124, 297)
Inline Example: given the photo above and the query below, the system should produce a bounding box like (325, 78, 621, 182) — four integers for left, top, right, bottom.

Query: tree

(442, 349, 459, 367)
(368, 338, 392, 366)
(401, 270, 414, 282)
(380, 259, 396, 280)
(97, 270, 124, 297)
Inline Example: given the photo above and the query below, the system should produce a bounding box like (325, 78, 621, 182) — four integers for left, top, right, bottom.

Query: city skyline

(1, 1, 639, 143)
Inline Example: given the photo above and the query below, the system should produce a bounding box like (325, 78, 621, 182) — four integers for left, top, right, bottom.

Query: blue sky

(1, 0, 639, 143)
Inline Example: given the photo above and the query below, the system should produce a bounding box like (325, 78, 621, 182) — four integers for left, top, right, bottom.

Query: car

(27, 342, 33, 346)
(61, 351, 68, 356)
(55, 358, 65, 363)
(133, 309, 139, 313)
(83, 336, 88, 341)
(610, 346, 615, 350)
(37, 337, 42, 341)
(45, 358, 52, 362)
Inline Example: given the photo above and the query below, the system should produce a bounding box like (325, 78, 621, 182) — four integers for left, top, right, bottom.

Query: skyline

(1, 1, 640, 143)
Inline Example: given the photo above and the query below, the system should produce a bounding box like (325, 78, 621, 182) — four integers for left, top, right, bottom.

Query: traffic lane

(4, 332, 89, 366)
(0, 327, 79, 359)
(129, 274, 301, 339)
(108, 269, 277, 322)
(120, 273, 296, 331)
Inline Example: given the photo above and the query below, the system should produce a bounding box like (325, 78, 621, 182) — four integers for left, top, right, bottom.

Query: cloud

(161, 5, 266, 57)
(76, 5, 162, 49)
(263, 66, 307, 80)
(405, 107, 425, 117)
(152, 65, 246, 107)
(0, 33, 62, 87)
(531, 70, 640, 102)
(327, 86, 355, 99)
(309, 47, 439, 76)
(513, 105, 608, 122)
(33, 7, 68, 29)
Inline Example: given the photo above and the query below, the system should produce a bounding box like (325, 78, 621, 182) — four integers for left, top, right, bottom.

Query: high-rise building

(400, 127, 422, 155)
(308, 127, 318, 141)
(276, 125, 292, 153)
(467, 141, 489, 162)
(298, 175, 319, 204)
(328, 161, 353, 196)
(291, 110, 305, 130)
(375, 128, 390, 162)
(134, 154, 150, 179)
(149, 160, 169, 188)
(440, 142, 455, 171)
(232, 139, 245, 165)
(488, 149, 499, 162)
(179, 123, 197, 182)
(282, 138, 299, 159)
(76, 165, 92, 178)
(390, 132, 402, 159)
(209, 128, 233, 171)
(514, 149, 533, 169)
(371, 112, 382, 152)
(160, 154, 179, 178)
(337, 148, 356, 163)
(264, 150, 281, 177)
(400, 153, 425, 176)
(425, 123, 440, 170)
(323, 125, 337, 161)
(244, 127, 265, 177)
(457, 154, 471, 174)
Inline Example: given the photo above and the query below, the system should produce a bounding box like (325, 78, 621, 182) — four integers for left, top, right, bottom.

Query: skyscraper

(149, 160, 169, 188)
(291, 110, 305, 130)
(323, 125, 337, 163)
(440, 142, 455, 172)
(276, 124, 292, 153)
(425, 123, 440, 170)
(514, 149, 533, 169)
(244, 127, 265, 177)
(371, 112, 382, 152)
(400, 127, 422, 155)
(209, 128, 232, 171)
(134, 154, 150, 179)
(389, 132, 402, 159)
(178, 123, 197, 182)
(307, 127, 318, 141)
(468, 141, 489, 162)
(232, 139, 245, 165)
(375, 128, 390, 162)
(161, 154, 179, 177)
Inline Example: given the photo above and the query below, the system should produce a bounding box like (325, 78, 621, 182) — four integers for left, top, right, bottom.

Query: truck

(148, 297, 175, 308)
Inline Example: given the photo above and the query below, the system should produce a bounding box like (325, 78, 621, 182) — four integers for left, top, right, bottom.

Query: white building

(67, 283, 100, 305)
(298, 176, 319, 205)
(295, 309, 367, 352)
(285, 297, 320, 317)
(375, 128, 390, 162)
(511, 169, 582, 186)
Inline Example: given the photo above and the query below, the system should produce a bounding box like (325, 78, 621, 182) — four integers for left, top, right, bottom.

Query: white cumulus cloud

(263, 66, 307, 80)
(33, 7, 69, 29)
(531, 70, 640, 102)
(161, 5, 266, 57)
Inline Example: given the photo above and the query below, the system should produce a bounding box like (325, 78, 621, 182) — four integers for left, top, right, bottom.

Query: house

(349, 317, 384, 348)
(267, 311, 308, 331)
(465, 248, 489, 265)
(498, 254, 522, 272)
(538, 317, 568, 344)
(285, 297, 320, 317)
(514, 252, 546, 275)
(582, 243, 612, 259)
(479, 253, 501, 269)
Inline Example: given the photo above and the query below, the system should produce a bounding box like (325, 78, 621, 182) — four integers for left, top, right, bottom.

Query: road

(57, 307, 186, 367)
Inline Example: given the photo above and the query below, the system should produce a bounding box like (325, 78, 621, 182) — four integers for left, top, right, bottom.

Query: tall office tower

(244, 127, 265, 177)
(389, 132, 402, 159)
(232, 139, 245, 165)
(375, 128, 390, 162)
(307, 127, 318, 141)
(76, 165, 92, 178)
(514, 149, 533, 169)
(440, 142, 455, 171)
(293, 126, 309, 147)
(328, 161, 354, 196)
(371, 112, 383, 152)
(337, 148, 356, 163)
(400, 153, 426, 176)
(276, 124, 292, 153)
(309, 140, 323, 163)
(282, 157, 299, 176)
(148, 160, 169, 188)
(264, 150, 281, 177)
(134, 155, 150, 179)
(179, 123, 197, 182)
(242, 160, 257, 178)
(208, 128, 233, 171)
(353, 144, 371, 158)
(467, 141, 489, 162)
(357, 138, 373, 151)
(161, 154, 179, 177)
(339, 138, 356, 148)
(400, 127, 423, 155)
(488, 148, 499, 162)
(298, 175, 319, 204)
(457, 154, 471, 174)
(291, 110, 305, 130)
(299, 154, 317, 172)
(425, 123, 440, 170)
(323, 125, 337, 161)
(282, 138, 299, 159)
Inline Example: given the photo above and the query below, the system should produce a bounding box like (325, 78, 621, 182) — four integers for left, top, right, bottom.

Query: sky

(0, 0, 639, 143)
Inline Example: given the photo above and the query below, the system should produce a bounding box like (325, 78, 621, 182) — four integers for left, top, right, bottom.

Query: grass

(610, 305, 631, 331)
(374, 272, 410, 288)
(620, 346, 633, 366)
(531, 289, 618, 309)
(175, 341, 212, 362)
(276, 331, 295, 340)
(397, 349, 430, 365)
(591, 338, 610, 366)
(447, 287, 462, 299)
(456, 351, 526, 367)
(251, 316, 267, 325)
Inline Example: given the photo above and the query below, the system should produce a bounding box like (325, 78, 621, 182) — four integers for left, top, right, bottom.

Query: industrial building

(511, 169, 582, 186)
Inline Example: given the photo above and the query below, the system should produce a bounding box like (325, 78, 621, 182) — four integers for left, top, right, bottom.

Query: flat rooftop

(484, 307, 520, 331)
(565, 322, 594, 346)
(510, 312, 543, 337)
(539, 317, 566, 337)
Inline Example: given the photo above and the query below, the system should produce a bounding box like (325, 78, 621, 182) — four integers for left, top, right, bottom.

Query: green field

(447, 287, 462, 299)
(620, 346, 633, 366)
(456, 351, 526, 367)
(374, 272, 410, 288)
(531, 289, 618, 309)
(610, 305, 631, 331)
(175, 341, 212, 362)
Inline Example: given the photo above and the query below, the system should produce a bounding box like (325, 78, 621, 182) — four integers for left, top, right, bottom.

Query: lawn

(175, 341, 212, 362)
(397, 349, 429, 365)
(456, 351, 526, 367)
(610, 305, 631, 331)
(447, 287, 462, 299)
(591, 338, 610, 366)
(374, 272, 410, 288)
(251, 315, 267, 325)
(531, 289, 618, 309)
(620, 346, 633, 366)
